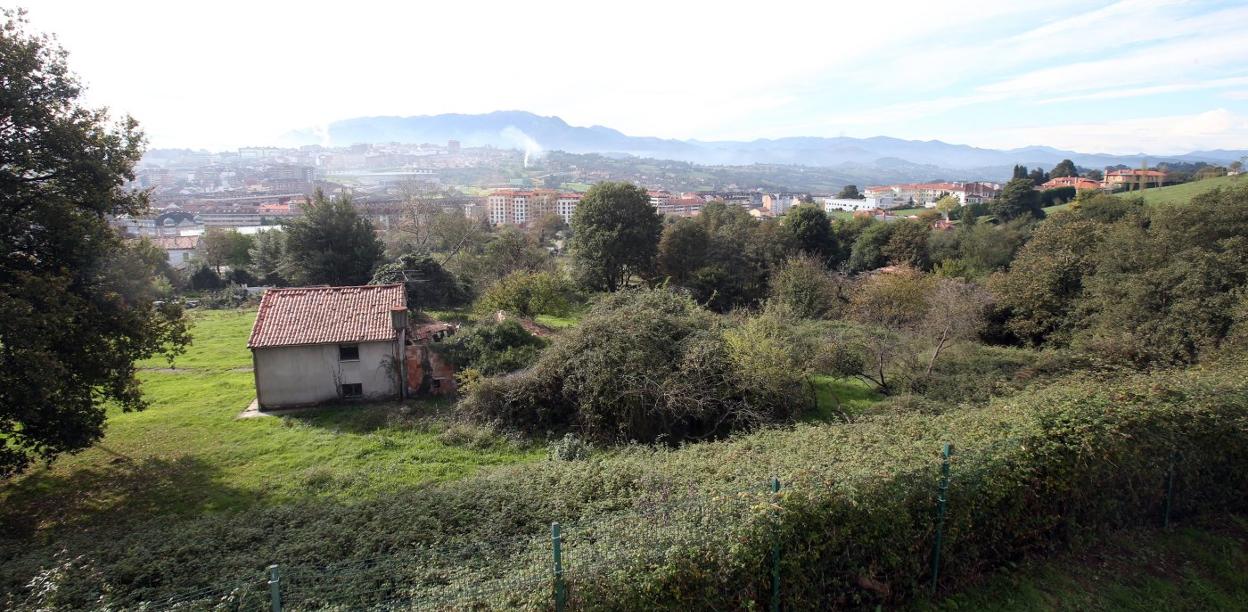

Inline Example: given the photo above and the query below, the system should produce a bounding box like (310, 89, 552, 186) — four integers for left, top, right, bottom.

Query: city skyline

(24, 0, 1248, 154)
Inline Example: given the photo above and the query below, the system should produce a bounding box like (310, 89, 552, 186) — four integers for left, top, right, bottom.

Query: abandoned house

(247, 284, 408, 410)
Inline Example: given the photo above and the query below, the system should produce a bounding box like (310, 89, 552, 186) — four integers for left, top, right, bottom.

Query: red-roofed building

(1040, 176, 1102, 191)
(248, 284, 408, 409)
(1104, 169, 1167, 190)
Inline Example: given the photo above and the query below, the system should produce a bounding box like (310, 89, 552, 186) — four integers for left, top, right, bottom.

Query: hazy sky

(22, 0, 1248, 154)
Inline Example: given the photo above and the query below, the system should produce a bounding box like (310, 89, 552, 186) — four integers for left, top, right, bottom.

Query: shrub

(472, 270, 579, 319)
(435, 320, 546, 376)
(767, 254, 848, 319)
(458, 288, 809, 444)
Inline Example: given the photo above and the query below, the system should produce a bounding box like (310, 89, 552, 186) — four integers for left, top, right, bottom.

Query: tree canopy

(569, 181, 662, 291)
(282, 189, 384, 286)
(0, 10, 190, 476)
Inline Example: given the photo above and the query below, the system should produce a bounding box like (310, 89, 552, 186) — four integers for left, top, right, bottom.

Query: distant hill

(281, 110, 1248, 183)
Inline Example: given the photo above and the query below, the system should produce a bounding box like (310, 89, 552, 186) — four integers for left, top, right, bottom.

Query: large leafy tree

(248, 229, 287, 285)
(990, 178, 1045, 221)
(1050, 159, 1078, 178)
(781, 205, 838, 263)
(0, 11, 189, 476)
(282, 189, 384, 286)
(370, 252, 470, 310)
(570, 181, 661, 291)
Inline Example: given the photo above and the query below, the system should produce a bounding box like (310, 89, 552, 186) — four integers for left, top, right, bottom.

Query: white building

(150, 235, 200, 269)
(247, 285, 408, 410)
(823, 198, 882, 212)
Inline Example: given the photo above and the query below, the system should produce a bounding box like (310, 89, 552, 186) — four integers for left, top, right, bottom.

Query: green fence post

(771, 477, 781, 612)
(1164, 450, 1177, 529)
(267, 564, 281, 612)
(930, 443, 953, 595)
(552, 522, 567, 612)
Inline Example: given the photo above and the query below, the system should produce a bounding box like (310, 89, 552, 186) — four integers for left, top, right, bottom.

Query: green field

(1134, 174, 1245, 206)
(0, 310, 541, 537)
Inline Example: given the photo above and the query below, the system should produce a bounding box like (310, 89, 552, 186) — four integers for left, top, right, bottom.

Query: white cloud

(1037, 76, 1248, 104)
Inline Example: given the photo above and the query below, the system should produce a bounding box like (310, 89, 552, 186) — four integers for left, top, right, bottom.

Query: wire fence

(148, 434, 1197, 611)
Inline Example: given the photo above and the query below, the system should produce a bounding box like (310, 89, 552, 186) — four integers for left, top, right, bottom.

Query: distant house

(247, 285, 408, 410)
(151, 235, 200, 269)
(1040, 176, 1101, 191)
(1103, 169, 1167, 190)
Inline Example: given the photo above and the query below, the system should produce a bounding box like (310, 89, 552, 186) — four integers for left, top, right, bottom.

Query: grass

(807, 375, 882, 420)
(918, 515, 1248, 611)
(1134, 174, 1245, 206)
(0, 309, 542, 538)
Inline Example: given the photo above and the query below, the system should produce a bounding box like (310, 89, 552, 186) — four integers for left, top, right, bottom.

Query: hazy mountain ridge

(280, 110, 1246, 182)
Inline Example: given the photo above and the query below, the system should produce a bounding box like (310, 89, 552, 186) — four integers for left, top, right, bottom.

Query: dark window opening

(432, 378, 442, 389)
(341, 383, 363, 398)
(339, 344, 360, 361)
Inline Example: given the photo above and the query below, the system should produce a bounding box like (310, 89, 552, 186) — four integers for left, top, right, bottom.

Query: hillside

(1136, 174, 1247, 206)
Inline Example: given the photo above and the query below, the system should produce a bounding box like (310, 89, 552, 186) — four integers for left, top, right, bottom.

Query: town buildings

(486, 189, 583, 226)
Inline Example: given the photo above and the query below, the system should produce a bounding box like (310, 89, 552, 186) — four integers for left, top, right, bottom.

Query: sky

(21, 0, 1248, 154)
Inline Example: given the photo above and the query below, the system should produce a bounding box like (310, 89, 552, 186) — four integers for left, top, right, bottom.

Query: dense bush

(459, 288, 811, 444)
(435, 320, 546, 376)
(3, 360, 1246, 610)
(472, 270, 579, 319)
(370, 252, 471, 309)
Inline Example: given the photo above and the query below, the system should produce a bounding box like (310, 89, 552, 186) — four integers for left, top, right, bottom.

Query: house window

(338, 344, 359, 361)
(432, 378, 442, 389)
(341, 383, 363, 398)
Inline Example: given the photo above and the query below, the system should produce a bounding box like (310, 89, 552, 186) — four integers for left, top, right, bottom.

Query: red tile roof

(248, 284, 406, 349)
(151, 236, 200, 250)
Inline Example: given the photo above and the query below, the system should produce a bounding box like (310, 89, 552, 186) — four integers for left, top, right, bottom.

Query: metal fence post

(1164, 450, 1177, 529)
(552, 522, 567, 612)
(267, 564, 282, 612)
(771, 477, 781, 612)
(930, 443, 953, 595)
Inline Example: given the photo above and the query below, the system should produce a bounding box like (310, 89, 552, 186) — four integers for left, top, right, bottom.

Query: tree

(1028, 167, 1050, 185)
(370, 252, 471, 310)
(528, 212, 567, 247)
(200, 228, 252, 274)
(768, 255, 848, 319)
(569, 182, 662, 291)
(847, 222, 894, 273)
(1012, 164, 1028, 179)
(1050, 159, 1078, 178)
(781, 205, 837, 262)
(282, 189, 384, 286)
(883, 219, 932, 270)
(990, 178, 1045, 221)
(249, 229, 287, 286)
(836, 184, 864, 199)
(935, 194, 960, 220)
(1085, 169, 1104, 181)
(917, 278, 991, 376)
(0, 10, 189, 476)
(656, 218, 710, 285)
(845, 267, 934, 390)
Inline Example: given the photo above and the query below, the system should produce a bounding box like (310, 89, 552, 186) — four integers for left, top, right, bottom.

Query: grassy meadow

(1135, 173, 1245, 206)
(0, 309, 542, 538)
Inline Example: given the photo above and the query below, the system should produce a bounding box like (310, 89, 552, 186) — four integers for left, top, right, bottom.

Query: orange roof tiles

(248, 284, 406, 349)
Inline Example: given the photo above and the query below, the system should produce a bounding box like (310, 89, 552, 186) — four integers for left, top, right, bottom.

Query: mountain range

(282, 111, 1247, 182)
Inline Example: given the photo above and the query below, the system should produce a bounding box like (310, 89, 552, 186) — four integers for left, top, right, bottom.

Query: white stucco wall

(253, 340, 400, 409)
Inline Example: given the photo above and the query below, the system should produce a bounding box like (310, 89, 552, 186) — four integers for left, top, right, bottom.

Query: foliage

(990, 178, 1046, 221)
(1038, 186, 1076, 207)
(460, 288, 809, 444)
(247, 229, 287, 286)
(282, 189, 384, 286)
(187, 264, 224, 291)
(569, 181, 662, 291)
(656, 203, 784, 312)
(929, 219, 1032, 279)
(994, 186, 1248, 365)
(847, 221, 894, 272)
(5, 357, 1247, 610)
(473, 270, 578, 319)
(1050, 158, 1078, 178)
(0, 10, 190, 476)
(199, 228, 253, 273)
(882, 219, 931, 270)
(781, 205, 837, 262)
(767, 254, 849, 320)
(836, 184, 864, 199)
(370, 252, 471, 310)
(436, 320, 546, 376)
